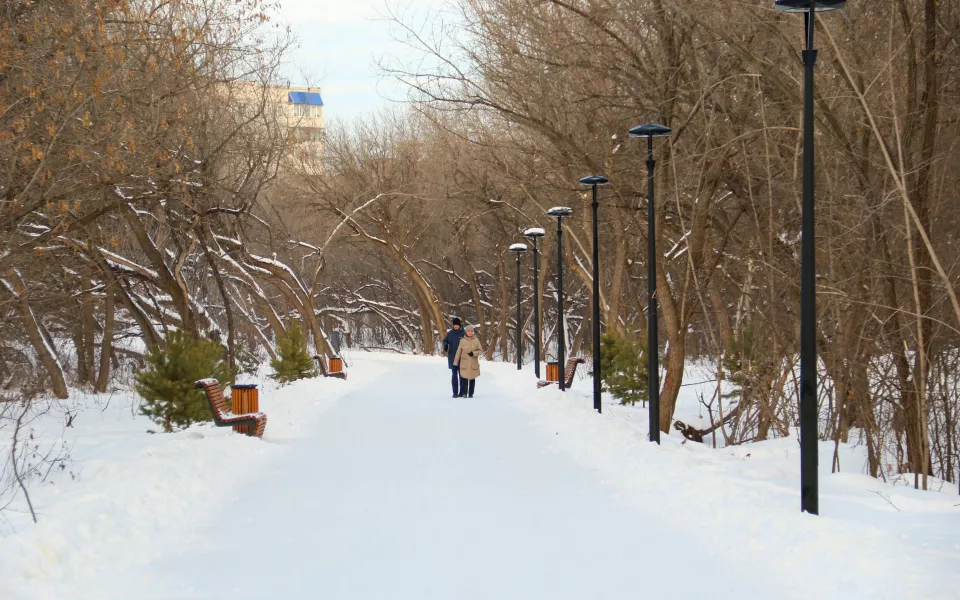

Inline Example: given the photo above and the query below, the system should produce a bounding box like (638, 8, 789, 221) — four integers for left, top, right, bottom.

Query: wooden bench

(537, 357, 586, 389)
(194, 379, 268, 437)
(313, 355, 347, 380)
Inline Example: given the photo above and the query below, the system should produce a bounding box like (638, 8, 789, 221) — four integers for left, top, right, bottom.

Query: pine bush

(135, 330, 233, 432)
(270, 322, 315, 384)
(599, 332, 649, 406)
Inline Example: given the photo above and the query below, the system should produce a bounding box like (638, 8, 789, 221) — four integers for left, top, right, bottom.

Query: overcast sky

(273, 0, 450, 125)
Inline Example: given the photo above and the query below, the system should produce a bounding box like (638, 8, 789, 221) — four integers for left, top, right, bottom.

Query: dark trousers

(459, 378, 476, 396)
(451, 367, 461, 395)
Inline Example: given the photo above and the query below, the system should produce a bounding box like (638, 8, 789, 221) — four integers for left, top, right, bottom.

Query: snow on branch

(98, 248, 160, 280)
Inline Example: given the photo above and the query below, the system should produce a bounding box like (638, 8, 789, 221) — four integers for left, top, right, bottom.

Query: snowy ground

(1, 353, 958, 599)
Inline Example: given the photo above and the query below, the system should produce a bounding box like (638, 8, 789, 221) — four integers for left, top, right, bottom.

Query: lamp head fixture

(523, 227, 547, 243)
(578, 175, 610, 186)
(523, 227, 546, 239)
(628, 124, 672, 138)
(774, 0, 845, 12)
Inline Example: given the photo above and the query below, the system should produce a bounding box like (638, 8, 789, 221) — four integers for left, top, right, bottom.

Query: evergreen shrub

(599, 332, 649, 406)
(270, 322, 315, 384)
(135, 330, 233, 432)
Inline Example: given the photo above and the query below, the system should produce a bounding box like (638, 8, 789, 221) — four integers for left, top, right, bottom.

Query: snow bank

(0, 375, 349, 599)
(487, 361, 960, 599)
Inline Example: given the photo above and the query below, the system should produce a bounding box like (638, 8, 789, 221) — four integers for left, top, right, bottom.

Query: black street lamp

(547, 206, 573, 391)
(629, 123, 672, 445)
(509, 243, 528, 371)
(579, 175, 610, 414)
(776, 0, 845, 516)
(523, 227, 546, 379)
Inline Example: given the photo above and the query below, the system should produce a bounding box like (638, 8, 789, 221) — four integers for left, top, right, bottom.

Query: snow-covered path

(4, 353, 959, 599)
(116, 355, 757, 598)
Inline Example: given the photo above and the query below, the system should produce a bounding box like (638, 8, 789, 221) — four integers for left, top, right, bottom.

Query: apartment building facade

(276, 84, 324, 145)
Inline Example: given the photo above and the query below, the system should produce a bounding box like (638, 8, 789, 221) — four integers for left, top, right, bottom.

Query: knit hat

(452, 316, 462, 326)
(465, 324, 478, 333)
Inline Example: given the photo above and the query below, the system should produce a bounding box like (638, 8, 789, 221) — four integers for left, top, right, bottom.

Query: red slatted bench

(194, 379, 267, 437)
(537, 357, 585, 389)
(313, 355, 347, 380)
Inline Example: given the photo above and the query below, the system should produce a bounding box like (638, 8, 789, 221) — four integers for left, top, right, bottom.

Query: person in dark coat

(329, 329, 342, 355)
(441, 317, 465, 397)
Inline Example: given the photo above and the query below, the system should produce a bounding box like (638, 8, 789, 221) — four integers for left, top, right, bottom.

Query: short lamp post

(523, 227, 546, 379)
(775, 0, 846, 516)
(579, 175, 610, 414)
(547, 206, 573, 391)
(509, 243, 528, 371)
(628, 123, 672, 445)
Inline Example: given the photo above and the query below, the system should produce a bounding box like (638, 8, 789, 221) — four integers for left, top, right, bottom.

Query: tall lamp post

(579, 175, 610, 414)
(775, 0, 845, 516)
(547, 206, 573, 391)
(523, 227, 546, 379)
(509, 243, 528, 370)
(628, 123, 672, 445)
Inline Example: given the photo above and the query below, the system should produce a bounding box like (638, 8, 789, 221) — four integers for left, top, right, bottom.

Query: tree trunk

(902, 385, 933, 479)
(656, 238, 687, 433)
(497, 254, 509, 361)
(416, 294, 434, 354)
(81, 291, 97, 384)
(605, 236, 629, 336)
(391, 247, 444, 354)
(12, 283, 69, 399)
(461, 245, 488, 348)
(121, 203, 199, 336)
(95, 282, 115, 393)
(708, 275, 733, 351)
(200, 232, 236, 372)
(212, 249, 287, 347)
(72, 324, 89, 386)
(570, 317, 588, 359)
(229, 247, 333, 357)
(116, 282, 163, 352)
(660, 333, 686, 433)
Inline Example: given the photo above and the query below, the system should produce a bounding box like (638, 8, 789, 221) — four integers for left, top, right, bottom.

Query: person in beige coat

(453, 325, 483, 397)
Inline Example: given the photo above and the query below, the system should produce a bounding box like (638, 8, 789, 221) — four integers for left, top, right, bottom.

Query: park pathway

(115, 354, 759, 599)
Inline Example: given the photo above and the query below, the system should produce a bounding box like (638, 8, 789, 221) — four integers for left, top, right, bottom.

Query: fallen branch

(872, 490, 900, 512)
(674, 403, 744, 444)
(10, 400, 38, 523)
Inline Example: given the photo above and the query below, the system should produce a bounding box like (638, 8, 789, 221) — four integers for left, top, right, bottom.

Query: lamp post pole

(579, 176, 610, 414)
(629, 124, 672, 444)
(776, 0, 846, 515)
(800, 2, 820, 519)
(547, 207, 573, 391)
(509, 243, 528, 370)
(524, 228, 546, 379)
